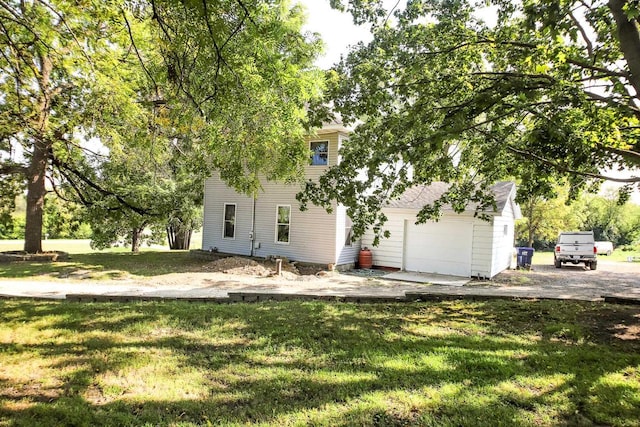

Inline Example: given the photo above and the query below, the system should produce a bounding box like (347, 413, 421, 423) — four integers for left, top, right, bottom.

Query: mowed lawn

(0, 239, 206, 280)
(1, 299, 639, 426)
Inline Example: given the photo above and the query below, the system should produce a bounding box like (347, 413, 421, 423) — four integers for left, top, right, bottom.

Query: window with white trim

(310, 141, 328, 165)
(223, 203, 236, 239)
(276, 205, 291, 244)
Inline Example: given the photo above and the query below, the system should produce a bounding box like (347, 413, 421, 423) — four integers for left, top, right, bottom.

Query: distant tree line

(516, 186, 640, 249)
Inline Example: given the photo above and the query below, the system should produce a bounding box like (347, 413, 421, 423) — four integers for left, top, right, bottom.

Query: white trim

(275, 204, 291, 245)
(310, 140, 329, 166)
(222, 203, 236, 240)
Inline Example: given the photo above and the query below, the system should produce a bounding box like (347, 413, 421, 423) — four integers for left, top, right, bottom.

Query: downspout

(250, 190, 257, 257)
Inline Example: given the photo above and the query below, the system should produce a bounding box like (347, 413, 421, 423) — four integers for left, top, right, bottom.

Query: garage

(361, 181, 521, 279)
(403, 219, 473, 277)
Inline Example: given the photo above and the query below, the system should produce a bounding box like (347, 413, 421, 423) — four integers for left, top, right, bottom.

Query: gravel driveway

(487, 259, 640, 300)
(1, 257, 639, 302)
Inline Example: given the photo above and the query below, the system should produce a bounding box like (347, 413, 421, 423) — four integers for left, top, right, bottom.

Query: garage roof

(387, 181, 517, 214)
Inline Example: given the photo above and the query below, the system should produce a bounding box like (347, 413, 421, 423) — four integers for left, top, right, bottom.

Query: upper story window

(223, 203, 236, 239)
(310, 141, 328, 166)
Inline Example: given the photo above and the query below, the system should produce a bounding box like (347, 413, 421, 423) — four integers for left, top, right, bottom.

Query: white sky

(299, 0, 374, 69)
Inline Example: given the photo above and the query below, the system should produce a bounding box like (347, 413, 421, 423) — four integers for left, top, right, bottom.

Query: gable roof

(387, 181, 518, 216)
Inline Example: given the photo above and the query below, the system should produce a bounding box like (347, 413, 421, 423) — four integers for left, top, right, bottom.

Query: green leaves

(305, 0, 640, 239)
(2, 0, 324, 250)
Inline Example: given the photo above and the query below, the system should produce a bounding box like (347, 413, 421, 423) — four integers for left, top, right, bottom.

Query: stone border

(56, 291, 639, 306)
(0, 251, 69, 263)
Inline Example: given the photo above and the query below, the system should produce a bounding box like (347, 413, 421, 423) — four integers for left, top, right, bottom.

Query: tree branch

(507, 145, 640, 183)
(569, 10, 594, 58)
(33, 0, 94, 71)
(121, 8, 159, 96)
(584, 90, 640, 119)
(51, 156, 155, 216)
(0, 161, 28, 176)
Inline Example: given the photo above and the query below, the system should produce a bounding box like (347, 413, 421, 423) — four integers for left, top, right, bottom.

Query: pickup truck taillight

(555, 245, 560, 252)
(594, 246, 598, 254)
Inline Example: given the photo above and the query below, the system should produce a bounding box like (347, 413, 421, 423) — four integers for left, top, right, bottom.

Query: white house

(361, 181, 521, 278)
(202, 124, 520, 277)
(201, 123, 361, 269)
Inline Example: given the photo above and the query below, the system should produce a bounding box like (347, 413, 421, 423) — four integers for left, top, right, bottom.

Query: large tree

(0, 0, 150, 253)
(302, 0, 640, 238)
(1, 0, 323, 252)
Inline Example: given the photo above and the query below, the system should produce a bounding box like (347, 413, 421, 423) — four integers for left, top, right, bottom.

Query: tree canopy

(0, 0, 323, 252)
(302, 0, 640, 238)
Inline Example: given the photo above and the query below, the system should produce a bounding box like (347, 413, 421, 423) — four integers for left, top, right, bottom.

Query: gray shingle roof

(387, 181, 516, 214)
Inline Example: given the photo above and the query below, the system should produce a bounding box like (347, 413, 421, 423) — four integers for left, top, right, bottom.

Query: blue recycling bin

(516, 247, 535, 269)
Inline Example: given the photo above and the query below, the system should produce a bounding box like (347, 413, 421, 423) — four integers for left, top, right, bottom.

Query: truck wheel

(555, 259, 561, 268)
(590, 261, 597, 271)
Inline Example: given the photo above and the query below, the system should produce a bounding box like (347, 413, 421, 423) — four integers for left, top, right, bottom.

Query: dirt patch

(201, 256, 327, 279)
(204, 257, 275, 276)
(577, 307, 640, 347)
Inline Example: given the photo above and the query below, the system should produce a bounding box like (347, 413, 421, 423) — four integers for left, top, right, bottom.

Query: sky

(299, 0, 373, 70)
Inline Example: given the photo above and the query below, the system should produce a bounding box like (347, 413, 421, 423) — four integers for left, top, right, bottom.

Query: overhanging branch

(51, 156, 156, 216)
(0, 162, 28, 176)
(507, 145, 640, 183)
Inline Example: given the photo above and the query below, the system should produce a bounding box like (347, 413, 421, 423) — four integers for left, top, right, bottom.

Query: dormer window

(310, 141, 328, 165)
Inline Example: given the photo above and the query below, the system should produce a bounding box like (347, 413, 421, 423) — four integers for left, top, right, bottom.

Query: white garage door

(403, 219, 473, 277)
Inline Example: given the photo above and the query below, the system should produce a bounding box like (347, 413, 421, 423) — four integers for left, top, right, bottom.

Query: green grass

(0, 251, 208, 280)
(0, 299, 639, 426)
(0, 233, 203, 254)
(0, 239, 168, 254)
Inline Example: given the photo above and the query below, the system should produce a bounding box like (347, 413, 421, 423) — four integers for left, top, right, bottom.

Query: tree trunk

(23, 145, 47, 253)
(167, 225, 192, 250)
(609, 0, 640, 102)
(131, 227, 143, 253)
(24, 52, 53, 254)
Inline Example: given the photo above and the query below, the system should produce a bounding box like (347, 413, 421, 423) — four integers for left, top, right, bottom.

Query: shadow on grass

(0, 300, 639, 426)
(0, 251, 208, 279)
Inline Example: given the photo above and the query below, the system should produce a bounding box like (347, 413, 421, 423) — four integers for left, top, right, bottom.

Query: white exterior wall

(363, 208, 516, 278)
(202, 130, 357, 266)
(334, 133, 361, 265)
(202, 175, 254, 255)
(471, 219, 494, 278)
(251, 180, 337, 264)
(361, 210, 414, 268)
(490, 201, 516, 277)
(335, 204, 361, 265)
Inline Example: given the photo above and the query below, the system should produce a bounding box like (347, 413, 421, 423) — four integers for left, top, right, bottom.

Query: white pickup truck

(554, 231, 598, 270)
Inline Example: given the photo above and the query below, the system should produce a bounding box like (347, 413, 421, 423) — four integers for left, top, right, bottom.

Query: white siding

(202, 130, 356, 266)
(361, 210, 415, 268)
(361, 184, 519, 278)
(364, 209, 515, 278)
(202, 175, 254, 255)
(251, 180, 337, 264)
(335, 205, 361, 266)
(471, 219, 494, 278)
(490, 215, 516, 277)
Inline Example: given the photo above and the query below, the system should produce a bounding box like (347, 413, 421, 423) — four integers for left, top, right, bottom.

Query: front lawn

(0, 251, 207, 280)
(1, 299, 639, 426)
